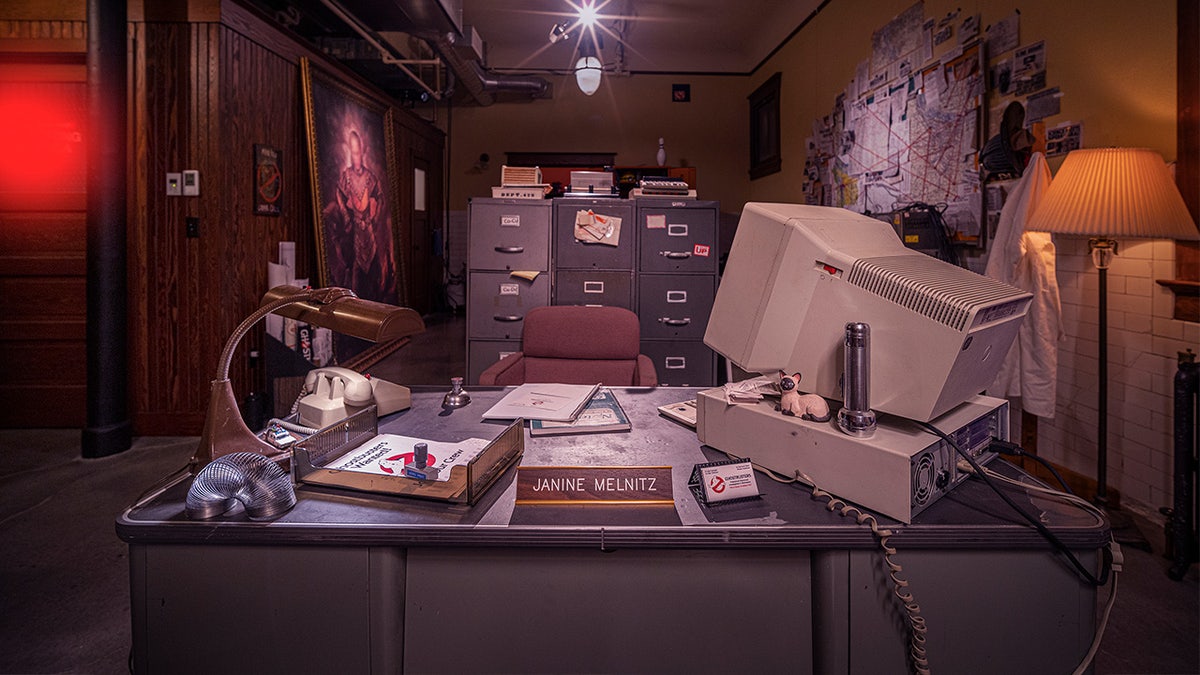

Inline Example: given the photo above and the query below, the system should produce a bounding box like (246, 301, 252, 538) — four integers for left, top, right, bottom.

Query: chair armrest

(479, 352, 526, 386)
(634, 354, 658, 387)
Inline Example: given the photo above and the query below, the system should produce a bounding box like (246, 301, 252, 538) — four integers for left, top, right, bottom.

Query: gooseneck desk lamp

(190, 284, 425, 472)
(1026, 147, 1198, 506)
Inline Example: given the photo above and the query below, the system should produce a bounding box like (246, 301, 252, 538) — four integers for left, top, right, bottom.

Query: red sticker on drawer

(693, 244, 710, 257)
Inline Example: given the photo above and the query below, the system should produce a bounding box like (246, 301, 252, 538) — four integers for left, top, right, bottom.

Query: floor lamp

(1026, 148, 1199, 507)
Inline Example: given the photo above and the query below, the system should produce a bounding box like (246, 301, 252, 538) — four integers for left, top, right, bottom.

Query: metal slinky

(186, 452, 296, 521)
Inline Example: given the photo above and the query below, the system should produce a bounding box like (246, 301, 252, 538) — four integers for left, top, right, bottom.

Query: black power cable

(989, 437, 1076, 495)
(916, 421, 1110, 588)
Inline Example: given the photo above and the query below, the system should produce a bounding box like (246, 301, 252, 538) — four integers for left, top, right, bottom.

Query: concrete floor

(1, 313, 1197, 674)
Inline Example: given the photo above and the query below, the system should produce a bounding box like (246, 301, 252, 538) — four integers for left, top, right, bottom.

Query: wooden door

(0, 40, 89, 427)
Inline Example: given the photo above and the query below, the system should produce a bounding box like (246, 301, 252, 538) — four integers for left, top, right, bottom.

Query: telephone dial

(297, 367, 411, 428)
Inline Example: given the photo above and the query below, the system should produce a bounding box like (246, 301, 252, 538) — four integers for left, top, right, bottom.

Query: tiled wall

(1039, 237, 1198, 513)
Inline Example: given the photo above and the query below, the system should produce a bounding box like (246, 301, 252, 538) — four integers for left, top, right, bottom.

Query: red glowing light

(0, 86, 86, 194)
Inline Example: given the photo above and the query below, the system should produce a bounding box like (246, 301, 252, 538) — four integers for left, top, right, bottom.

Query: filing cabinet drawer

(554, 200, 635, 270)
(553, 270, 634, 309)
(467, 272, 550, 340)
(640, 340, 716, 387)
(637, 274, 716, 340)
(468, 339, 522, 385)
(637, 201, 718, 274)
(469, 199, 552, 271)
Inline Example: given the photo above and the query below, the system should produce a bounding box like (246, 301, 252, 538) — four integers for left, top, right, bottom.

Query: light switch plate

(166, 172, 182, 196)
(182, 169, 200, 196)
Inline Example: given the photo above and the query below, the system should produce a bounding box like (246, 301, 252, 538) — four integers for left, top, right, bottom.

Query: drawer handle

(659, 317, 691, 326)
(662, 251, 692, 259)
(493, 314, 523, 322)
(495, 246, 525, 253)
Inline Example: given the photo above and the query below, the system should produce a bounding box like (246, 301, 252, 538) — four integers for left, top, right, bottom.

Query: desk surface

(117, 387, 1107, 550)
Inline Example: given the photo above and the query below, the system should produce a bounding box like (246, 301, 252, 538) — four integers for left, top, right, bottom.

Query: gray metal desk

(118, 387, 1108, 674)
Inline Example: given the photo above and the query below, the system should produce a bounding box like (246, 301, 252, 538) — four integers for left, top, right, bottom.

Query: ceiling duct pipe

(429, 31, 550, 106)
(471, 60, 550, 97)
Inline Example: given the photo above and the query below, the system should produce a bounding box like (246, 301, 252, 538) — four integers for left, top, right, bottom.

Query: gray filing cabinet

(552, 198, 636, 310)
(635, 198, 720, 386)
(467, 198, 553, 383)
(466, 196, 720, 386)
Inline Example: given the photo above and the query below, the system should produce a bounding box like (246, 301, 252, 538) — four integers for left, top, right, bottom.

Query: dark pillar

(82, 0, 131, 457)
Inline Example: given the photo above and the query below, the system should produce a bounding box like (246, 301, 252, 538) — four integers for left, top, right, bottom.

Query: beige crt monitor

(704, 203, 1032, 422)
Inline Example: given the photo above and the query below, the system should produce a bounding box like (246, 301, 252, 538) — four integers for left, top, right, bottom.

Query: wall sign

(254, 144, 282, 216)
(515, 466, 674, 505)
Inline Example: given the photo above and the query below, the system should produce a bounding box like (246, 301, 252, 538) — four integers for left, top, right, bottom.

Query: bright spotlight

(577, 1, 598, 27)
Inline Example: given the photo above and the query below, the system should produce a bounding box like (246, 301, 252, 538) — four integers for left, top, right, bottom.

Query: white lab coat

(985, 152, 1062, 418)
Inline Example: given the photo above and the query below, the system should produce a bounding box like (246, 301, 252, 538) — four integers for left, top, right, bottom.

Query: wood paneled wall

(128, 1, 444, 434)
(0, 21, 88, 427)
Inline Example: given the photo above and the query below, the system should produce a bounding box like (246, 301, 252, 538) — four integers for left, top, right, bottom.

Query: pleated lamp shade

(1026, 148, 1199, 240)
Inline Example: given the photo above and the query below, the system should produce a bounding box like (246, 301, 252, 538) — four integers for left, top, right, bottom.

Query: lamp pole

(1090, 238, 1117, 506)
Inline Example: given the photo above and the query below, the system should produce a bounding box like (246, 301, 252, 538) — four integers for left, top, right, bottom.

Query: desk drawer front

(553, 269, 634, 309)
(640, 340, 715, 386)
(468, 272, 550, 339)
(637, 205, 717, 274)
(554, 201, 635, 270)
(469, 200, 551, 271)
(638, 274, 715, 340)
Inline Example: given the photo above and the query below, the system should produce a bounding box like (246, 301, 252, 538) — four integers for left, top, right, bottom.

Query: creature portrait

(302, 57, 401, 307)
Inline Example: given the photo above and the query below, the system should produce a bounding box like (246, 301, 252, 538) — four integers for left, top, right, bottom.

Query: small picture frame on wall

(749, 72, 782, 180)
(254, 144, 282, 216)
(300, 56, 404, 308)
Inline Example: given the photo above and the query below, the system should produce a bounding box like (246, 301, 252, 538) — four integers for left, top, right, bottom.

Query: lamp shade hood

(1026, 147, 1199, 240)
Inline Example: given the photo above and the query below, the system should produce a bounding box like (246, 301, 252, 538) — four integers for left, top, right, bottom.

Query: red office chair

(479, 305, 658, 386)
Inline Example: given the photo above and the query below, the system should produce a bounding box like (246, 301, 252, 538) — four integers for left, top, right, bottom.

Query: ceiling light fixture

(548, 22, 570, 44)
(574, 54, 602, 95)
(577, 1, 599, 28)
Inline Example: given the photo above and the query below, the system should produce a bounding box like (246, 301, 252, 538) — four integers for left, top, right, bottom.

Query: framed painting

(301, 57, 404, 307)
(748, 72, 782, 180)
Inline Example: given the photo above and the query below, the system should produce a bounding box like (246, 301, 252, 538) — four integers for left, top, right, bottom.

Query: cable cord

(970, 464, 1099, 519)
(916, 421, 1110, 587)
(1073, 566, 1121, 675)
(716, 449, 930, 675)
(988, 437, 1076, 495)
(956, 458, 1122, 674)
(800, 470, 931, 675)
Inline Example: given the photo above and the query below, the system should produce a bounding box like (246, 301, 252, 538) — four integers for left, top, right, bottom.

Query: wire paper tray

(292, 407, 524, 505)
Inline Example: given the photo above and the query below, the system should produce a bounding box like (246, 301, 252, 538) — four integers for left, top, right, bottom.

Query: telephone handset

(297, 367, 412, 429)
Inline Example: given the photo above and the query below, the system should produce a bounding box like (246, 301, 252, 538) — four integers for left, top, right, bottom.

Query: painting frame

(300, 56, 406, 308)
(748, 72, 782, 180)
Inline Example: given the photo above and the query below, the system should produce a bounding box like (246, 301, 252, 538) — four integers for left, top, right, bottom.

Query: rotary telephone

(297, 367, 411, 428)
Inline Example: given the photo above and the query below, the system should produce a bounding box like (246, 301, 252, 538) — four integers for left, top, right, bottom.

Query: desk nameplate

(515, 466, 674, 505)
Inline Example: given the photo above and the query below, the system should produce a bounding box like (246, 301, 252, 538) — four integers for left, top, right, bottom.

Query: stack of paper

(481, 383, 602, 422)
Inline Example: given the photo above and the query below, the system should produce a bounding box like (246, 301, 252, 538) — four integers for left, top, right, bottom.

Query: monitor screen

(704, 203, 1031, 422)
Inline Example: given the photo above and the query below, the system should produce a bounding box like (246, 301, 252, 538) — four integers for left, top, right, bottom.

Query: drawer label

(583, 281, 605, 293)
(501, 215, 520, 227)
(693, 243, 710, 257)
(667, 223, 688, 237)
(664, 356, 687, 369)
(666, 290, 688, 303)
(646, 214, 666, 229)
(499, 283, 520, 296)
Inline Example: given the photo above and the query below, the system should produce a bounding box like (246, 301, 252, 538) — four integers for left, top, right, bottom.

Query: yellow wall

(448, 0, 1177, 216)
(749, 0, 1178, 202)
(448, 73, 748, 212)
